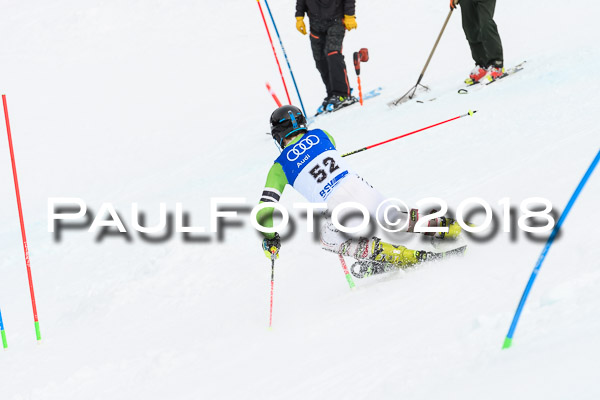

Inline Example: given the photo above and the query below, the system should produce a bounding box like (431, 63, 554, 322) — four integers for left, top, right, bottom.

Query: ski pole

(263, 0, 307, 116)
(0, 307, 7, 349)
(390, 9, 454, 106)
(266, 82, 282, 107)
(2, 94, 41, 342)
(338, 254, 356, 289)
(502, 148, 600, 349)
(268, 251, 276, 329)
(256, 0, 292, 105)
(341, 110, 476, 158)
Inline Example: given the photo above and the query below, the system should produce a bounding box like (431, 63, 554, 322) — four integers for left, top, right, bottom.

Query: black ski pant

(309, 17, 351, 98)
(460, 0, 503, 68)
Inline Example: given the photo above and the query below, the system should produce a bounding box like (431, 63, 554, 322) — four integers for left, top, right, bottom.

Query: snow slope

(0, 0, 599, 399)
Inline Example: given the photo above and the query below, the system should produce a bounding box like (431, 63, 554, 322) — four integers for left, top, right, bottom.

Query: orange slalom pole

(357, 76, 363, 106)
(2, 94, 41, 342)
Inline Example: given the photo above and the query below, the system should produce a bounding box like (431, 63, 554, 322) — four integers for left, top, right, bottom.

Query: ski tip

(468, 109, 477, 116)
(502, 337, 513, 349)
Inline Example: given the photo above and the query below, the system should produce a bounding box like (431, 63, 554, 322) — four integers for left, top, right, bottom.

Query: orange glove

(343, 15, 357, 31)
(450, 0, 460, 9)
(296, 17, 307, 35)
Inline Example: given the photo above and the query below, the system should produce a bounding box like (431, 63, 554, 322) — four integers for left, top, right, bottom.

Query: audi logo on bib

(287, 135, 320, 161)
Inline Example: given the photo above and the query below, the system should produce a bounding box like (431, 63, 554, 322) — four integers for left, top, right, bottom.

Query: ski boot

(326, 94, 358, 112)
(349, 238, 468, 278)
(465, 65, 487, 86)
(370, 237, 428, 266)
(435, 216, 462, 239)
(349, 238, 428, 278)
(485, 66, 506, 83)
(315, 96, 330, 115)
(407, 209, 463, 240)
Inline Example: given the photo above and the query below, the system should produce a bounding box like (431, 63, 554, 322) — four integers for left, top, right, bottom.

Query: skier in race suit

(256, 105, 463, 272)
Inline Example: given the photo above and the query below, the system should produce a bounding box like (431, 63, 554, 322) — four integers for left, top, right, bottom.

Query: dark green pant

(460, 0, 503, 67)
(309, 18, 350, 98)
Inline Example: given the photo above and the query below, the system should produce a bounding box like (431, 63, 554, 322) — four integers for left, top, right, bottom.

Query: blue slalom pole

(502, 149, 600, 349)
(0, 307, 7, 349)
(262, 0, 307, 117)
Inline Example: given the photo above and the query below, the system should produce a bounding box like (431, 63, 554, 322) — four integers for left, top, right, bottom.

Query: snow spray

(3, 94, 42, 342)
(503, 149, 600, 349)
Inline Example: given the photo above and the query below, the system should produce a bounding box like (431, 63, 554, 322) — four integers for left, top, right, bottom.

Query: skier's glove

(449, 0, 460, 9)
(262, 233, 281, 259)
(296, 17, 307, 35)
(343, 15, 357, 31)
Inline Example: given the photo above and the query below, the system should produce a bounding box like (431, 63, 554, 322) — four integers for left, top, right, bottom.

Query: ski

(349, 245, 467, 279)
(464, 61, 526, 87)
(310, 87, 383, 123)
(416, 61, 527, 102)
(314, 97, 359, 117)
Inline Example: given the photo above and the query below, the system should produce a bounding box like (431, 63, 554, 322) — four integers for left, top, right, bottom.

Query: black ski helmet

(269, 105, 307, 148)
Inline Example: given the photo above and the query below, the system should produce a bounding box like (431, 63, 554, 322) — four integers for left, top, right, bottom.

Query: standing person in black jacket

(295, 0, 357, 113)
(450, 0, 505, 84)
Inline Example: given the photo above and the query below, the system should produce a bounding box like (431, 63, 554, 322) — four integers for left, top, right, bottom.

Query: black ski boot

(326, 94, 358, 112)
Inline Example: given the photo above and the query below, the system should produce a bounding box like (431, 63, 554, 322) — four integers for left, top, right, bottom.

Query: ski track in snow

(0, 0, 599, 399)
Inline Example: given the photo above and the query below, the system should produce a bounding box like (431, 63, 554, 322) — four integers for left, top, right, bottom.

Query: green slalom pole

(338, 255, 356, 289)
(0, 307, 7, 349)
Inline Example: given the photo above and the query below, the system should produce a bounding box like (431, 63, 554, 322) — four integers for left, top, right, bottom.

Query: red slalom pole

(341, 110, 476, 158)
(2, 94, 41, 342)
(266, 82, 282, 107)
(256, 0, 292, 105)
